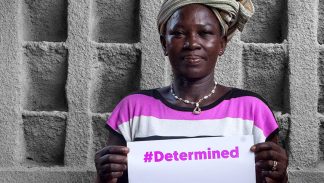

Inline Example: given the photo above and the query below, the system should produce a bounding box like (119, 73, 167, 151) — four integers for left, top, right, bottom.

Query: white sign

(127, 135, 256, 183)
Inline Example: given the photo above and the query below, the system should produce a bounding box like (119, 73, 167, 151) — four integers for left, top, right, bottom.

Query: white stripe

(118, 116, 266, 143)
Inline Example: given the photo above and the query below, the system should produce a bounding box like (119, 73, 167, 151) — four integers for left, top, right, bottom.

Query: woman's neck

(172, 74, 216, 102)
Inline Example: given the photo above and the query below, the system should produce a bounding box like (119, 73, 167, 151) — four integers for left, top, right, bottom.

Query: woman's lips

(183, 55, 203, 65)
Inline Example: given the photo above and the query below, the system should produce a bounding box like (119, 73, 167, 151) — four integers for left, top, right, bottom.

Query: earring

(219, 50, 224, 56)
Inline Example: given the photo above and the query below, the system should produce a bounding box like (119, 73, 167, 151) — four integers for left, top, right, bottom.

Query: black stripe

(131, 88, 157, 96)
(129, 88, 276, 113)
(105, 124, 125, 140)
(151, 88, 235, 112)
(133, 88, 270, 104)
(134, 135, 223, 141)
(223, 89, 272, 107)
(265, 128, 280, 142)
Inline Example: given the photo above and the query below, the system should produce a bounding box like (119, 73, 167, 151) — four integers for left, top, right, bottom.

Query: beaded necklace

(170, 81, 217, 114)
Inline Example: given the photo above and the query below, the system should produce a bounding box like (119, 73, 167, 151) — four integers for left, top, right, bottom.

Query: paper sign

(127, 135, 256, 183)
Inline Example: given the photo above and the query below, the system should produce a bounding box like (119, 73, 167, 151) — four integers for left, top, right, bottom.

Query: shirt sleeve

(252, 97, 279, 144)
(106, 96, 133, 142)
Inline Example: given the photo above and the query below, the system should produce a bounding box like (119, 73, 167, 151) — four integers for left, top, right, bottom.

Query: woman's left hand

(251, 140, 288, 183)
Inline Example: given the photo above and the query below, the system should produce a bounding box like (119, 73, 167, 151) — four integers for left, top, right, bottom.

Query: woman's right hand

(95, 146, 129, 183)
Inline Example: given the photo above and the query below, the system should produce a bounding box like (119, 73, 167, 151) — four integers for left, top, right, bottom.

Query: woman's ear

(219, 36, 227, 56)
(160, 35, 168, 56)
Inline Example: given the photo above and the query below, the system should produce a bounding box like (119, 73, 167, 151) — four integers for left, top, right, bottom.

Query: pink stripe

(108, 94, 278, 137)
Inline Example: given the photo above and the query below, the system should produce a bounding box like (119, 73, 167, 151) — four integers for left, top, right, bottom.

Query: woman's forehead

(167, 4, 220, 28)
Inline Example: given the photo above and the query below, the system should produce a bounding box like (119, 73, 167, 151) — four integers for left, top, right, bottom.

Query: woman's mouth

(183, 55, 202, 65)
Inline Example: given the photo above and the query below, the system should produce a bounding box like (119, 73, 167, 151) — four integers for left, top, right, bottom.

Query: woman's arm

(95, 131, 129, 183)
(251, 134, 288, 183)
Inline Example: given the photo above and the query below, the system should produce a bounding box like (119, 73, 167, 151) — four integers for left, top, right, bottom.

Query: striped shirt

(107, 88, 279, 144)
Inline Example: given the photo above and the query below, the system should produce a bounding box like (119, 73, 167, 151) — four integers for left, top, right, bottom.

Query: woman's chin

(176, 71, 210, 80)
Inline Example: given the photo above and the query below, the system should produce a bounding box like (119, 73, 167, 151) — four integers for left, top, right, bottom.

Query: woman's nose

(183, 34, 201, 50)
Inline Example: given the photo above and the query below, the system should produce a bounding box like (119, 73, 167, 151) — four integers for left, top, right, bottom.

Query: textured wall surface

(0, 0, 323, 182)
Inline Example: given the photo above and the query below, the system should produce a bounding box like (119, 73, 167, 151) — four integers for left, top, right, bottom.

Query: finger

(99, 154, 128, 165)
(255, 150, 282, 161)
(109, 179, 118, 183)
(261, 160, 286, 180)
(100, 163, 127, 173)
(96, 146, 129, 157)
(99, 171, 124, 180)
(262, 170, 285, 181)
(97, 176, 118, 183)
(255, 162, 263, 183)
(251, 142, 281, 153)
(256, 160, 284, 172)
(256, 160, 275, 170)
(264, 177, 277, 183)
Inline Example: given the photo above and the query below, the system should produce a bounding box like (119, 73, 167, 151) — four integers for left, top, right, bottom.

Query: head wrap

(157, 0, 254, 41)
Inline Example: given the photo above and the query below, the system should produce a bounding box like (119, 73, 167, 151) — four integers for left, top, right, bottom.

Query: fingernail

(121, 147, 126, 153)
(124, 147, 130, 153)
(250, 146, 256, 151)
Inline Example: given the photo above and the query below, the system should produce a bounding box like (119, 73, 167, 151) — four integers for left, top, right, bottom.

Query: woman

(95, 0, 288, 182)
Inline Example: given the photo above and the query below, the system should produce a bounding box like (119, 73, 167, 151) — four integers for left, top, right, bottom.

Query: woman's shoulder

(219, 87, 276, 113)
(225, 87, 270, 105)
(117, 88, 160, 106)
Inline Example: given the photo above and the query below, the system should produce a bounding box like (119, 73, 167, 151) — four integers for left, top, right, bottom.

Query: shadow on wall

(90, 0, 140, 43)
(22, 0, 67, 42)
(242, 44, 289, 113)
(318, 0, 324, 45)
(92, 115, 109, 153)
(241, 0, 287, 43)
(319, 50, 324, 160)
(22, 43, 68, 111)
(320, 119, 324, 161)
(90, 46, 141, 113)
(23, 114, 66, 167)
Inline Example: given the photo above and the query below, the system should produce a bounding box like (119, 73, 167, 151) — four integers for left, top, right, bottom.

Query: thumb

(108, 178, 118, 183)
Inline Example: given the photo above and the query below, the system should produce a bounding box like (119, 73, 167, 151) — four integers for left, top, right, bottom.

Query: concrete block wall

(0, 0, 323, 182)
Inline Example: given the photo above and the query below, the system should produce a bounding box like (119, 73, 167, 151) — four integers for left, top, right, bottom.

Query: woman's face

(161, 4, 226, 80)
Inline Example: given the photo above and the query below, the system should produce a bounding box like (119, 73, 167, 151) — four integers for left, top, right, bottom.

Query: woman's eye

(171, 31, 184, 37)
(200, 31, 213, 36)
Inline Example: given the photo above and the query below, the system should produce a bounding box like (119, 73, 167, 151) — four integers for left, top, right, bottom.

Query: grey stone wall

(0, 0, 323, 182)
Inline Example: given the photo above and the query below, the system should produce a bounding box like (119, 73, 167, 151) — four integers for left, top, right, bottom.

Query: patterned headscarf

(157, 0, 254, 41)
